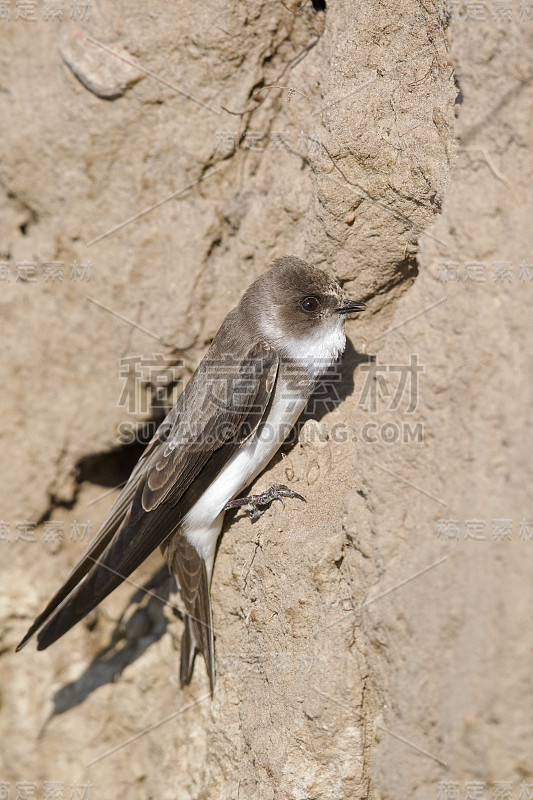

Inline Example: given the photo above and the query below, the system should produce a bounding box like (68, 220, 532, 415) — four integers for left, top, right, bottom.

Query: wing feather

(18, 343, 279, 656)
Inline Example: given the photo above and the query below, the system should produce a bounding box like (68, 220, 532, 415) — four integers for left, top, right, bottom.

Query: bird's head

(241, 256, 365, 368)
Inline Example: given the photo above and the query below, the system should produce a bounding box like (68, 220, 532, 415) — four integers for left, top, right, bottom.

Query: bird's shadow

(47, 338, 371, 717)
(43, 567, 180, 727)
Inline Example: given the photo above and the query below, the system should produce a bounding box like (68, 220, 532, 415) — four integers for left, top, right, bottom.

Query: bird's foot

(225, 484, 306, 521)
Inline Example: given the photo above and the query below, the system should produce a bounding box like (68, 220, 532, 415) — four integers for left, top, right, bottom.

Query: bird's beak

(336, 299, 366, 315)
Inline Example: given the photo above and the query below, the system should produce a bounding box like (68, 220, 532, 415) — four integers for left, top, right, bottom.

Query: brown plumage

(17, 257, 365, 692)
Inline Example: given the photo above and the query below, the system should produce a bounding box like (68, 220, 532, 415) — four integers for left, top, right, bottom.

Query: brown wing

(16, 403, 181, 652)
(17, 343, 279, 653)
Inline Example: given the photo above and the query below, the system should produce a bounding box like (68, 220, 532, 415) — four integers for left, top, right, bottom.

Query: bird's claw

(225, 483, 306, 521)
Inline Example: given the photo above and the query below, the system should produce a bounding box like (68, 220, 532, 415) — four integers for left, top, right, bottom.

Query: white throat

(280, 319, 346, 376)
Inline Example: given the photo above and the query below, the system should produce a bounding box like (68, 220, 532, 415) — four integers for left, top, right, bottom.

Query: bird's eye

(301, 296, 320, 313)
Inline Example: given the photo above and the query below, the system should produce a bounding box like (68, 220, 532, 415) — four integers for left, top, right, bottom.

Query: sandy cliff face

(0, 1, 530, 798)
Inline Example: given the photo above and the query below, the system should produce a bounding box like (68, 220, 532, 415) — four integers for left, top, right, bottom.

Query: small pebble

(59, 22, 145, 99)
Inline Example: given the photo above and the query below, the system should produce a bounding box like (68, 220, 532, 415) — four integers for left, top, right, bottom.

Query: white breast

(181, 318, 347, 565)
(181, 379, 308, 559)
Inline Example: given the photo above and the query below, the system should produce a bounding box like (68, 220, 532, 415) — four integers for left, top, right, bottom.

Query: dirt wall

(0, 2, 530, 798)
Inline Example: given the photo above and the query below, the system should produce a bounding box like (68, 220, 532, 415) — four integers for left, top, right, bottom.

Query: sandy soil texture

(0, 1, 531, 798)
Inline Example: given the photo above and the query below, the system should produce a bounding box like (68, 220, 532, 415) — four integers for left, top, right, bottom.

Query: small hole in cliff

(312, 0, 326, 10)
(76, 441, 147, 488)
(19, 222, 28, 236)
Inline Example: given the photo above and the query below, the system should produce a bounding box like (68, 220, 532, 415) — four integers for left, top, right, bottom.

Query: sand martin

(17, 256, 365, 691)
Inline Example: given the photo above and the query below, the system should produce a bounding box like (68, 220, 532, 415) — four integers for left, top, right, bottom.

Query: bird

(17, 256, 365, 692)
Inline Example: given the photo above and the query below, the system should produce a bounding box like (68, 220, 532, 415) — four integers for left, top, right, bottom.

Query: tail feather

(179, 616, 196, 688)
(162, 533, 215, 694)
